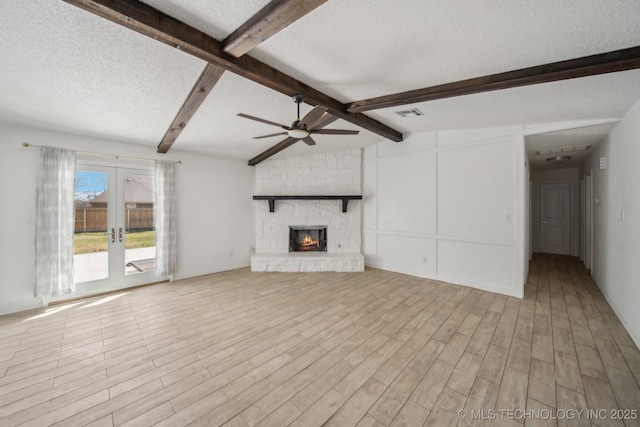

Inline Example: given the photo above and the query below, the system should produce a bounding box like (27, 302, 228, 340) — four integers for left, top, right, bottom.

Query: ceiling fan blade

(298, 106, 328, 129)
(302, 136, 316, 146)
(313, 113, 338, 128)
(310, 129, 360, 135)
(237, 113, 289, 129)
(254, 132, 288, 139)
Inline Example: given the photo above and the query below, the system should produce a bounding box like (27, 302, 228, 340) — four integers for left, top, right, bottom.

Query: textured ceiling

(1, 0, 640, 163)
(0, 1, 205, 144)
(250, 0, 640, 102)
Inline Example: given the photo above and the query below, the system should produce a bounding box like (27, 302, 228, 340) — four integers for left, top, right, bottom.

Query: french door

(74, 164, 161, 294)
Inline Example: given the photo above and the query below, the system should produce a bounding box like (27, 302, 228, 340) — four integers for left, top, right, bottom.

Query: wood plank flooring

(1, 253, 639, 426)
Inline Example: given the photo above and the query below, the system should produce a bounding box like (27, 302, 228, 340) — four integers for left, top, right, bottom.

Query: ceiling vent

(395, 108, 424, 118)
(536, 144, 591, 156)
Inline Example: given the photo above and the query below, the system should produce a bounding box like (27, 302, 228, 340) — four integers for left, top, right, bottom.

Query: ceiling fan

(237, 94, 359, 146)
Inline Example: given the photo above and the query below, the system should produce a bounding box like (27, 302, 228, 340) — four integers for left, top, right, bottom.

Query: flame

(300, 233, 319, 249)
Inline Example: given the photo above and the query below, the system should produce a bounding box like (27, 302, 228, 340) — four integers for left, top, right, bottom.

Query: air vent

(536, 144, 591, 156)
(395, 108, 424, 118)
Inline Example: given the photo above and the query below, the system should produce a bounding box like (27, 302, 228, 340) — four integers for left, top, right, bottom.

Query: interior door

(74, 165, 159, 294)
(538, 182, 571, 255)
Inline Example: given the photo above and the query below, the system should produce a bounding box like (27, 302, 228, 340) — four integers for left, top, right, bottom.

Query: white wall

(0, 124, 254, 315)
(363, 126, 526, 297)
(530, 168, 580, 256)
(583, 99, 640, 347)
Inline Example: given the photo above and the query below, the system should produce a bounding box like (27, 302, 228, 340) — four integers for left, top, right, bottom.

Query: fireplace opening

(289, 226, 327, 252)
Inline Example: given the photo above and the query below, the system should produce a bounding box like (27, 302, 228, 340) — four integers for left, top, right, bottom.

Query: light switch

(600, 157, 606, 170)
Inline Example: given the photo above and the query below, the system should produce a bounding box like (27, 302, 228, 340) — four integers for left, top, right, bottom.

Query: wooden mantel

(253, 195, 362, 213)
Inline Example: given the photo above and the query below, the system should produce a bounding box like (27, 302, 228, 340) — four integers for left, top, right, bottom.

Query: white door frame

(580, 178, 585, 262)
(69, 162, 163, 300)
(585, 173, 593, 271)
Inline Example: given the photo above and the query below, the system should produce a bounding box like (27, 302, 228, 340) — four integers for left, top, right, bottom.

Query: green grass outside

(74, 230, 156, 255)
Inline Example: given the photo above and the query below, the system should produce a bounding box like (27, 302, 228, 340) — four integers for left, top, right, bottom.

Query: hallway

(520, 253, 640, 426)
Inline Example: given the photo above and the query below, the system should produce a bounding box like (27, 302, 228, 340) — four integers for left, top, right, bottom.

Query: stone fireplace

(251, 149, 364, 272)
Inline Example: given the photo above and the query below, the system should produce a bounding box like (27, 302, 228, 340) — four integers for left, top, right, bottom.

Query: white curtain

(155, 160, 177, 276)
(35, 146, 76, 298)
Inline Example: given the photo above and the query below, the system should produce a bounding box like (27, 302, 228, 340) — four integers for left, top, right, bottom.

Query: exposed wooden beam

(222, 0, 327, 58)
(248, 113, 337, 165)
(157, 64, 225, 153)
(348, 46, 640, 113)
(165, 1, 312, 153)
(63, 0, 402, 143)
(248, 137, 297, 166)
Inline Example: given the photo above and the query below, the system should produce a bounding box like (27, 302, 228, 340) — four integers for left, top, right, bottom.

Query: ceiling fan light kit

(546, 155, 571, 163)
(288, 129, 309, 139)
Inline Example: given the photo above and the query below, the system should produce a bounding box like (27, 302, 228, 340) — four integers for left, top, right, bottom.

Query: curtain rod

(22, 142, 182, 164)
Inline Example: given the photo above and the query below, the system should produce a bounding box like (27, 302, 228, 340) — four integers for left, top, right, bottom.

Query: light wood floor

(1, 254, 639, 427)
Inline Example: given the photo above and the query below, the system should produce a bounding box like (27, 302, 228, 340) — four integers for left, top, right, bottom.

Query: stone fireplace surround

(251, 149, 364, 272)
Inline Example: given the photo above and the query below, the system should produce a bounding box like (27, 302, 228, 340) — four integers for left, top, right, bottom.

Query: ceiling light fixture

(288, 128, 309, 139)
(546, 156, 571, 163)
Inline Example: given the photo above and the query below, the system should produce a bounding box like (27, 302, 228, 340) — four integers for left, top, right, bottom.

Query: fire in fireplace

(289, 226, 327, 252)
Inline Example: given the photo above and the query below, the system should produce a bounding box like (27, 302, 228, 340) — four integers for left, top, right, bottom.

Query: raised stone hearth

(251, 253, 364, 272)
(252, 149, 364, 272)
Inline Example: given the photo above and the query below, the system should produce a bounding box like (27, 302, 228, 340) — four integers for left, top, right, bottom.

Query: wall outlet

(423, 257, 428, 264)
(229, 251, 233, 258)
(505, 213, 512, 222)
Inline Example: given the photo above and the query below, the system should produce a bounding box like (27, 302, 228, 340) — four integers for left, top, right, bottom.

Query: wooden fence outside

(74, 208, 154, 233)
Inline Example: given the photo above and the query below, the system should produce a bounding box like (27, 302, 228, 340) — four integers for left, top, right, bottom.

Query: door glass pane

(74, 171, 109, 283)
(122, 174, 156, 275)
